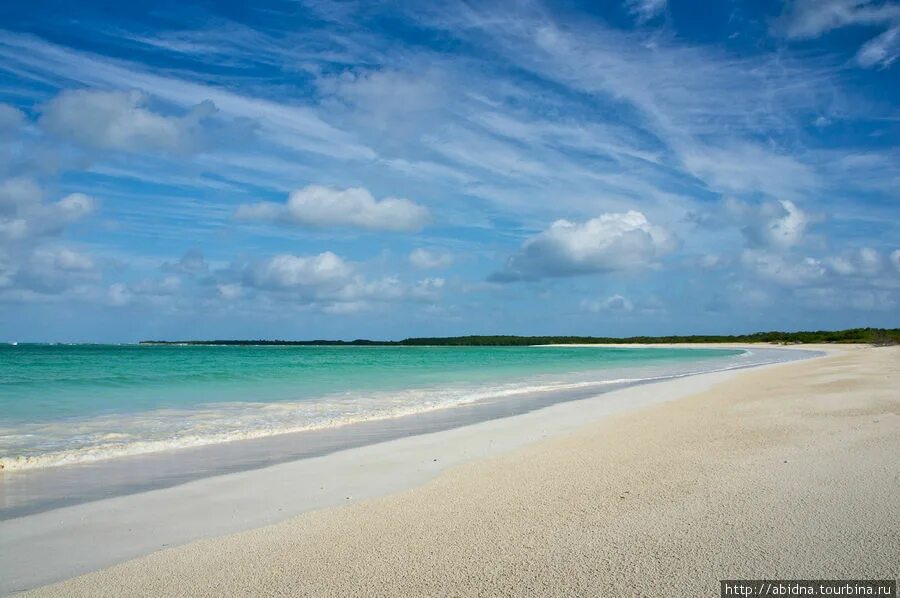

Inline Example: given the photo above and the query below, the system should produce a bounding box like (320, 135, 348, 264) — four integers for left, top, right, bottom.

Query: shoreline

(0, 345, 807, 521)
(2, 344, 882, 594)
(1, 345, 751, 475)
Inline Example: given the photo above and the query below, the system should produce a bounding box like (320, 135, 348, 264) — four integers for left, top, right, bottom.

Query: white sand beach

(6, 344, 899, 596)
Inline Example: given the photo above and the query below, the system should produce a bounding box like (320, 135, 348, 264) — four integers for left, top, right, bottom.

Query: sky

(0, 0, 898, 342)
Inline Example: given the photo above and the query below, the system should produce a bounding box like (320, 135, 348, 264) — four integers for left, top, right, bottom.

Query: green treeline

(140, 327, 899, 346)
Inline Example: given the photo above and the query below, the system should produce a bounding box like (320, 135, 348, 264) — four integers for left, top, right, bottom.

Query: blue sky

(0, 0, 898, 342)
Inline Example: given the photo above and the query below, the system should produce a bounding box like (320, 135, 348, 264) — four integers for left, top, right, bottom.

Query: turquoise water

(0, 344, 744, 470)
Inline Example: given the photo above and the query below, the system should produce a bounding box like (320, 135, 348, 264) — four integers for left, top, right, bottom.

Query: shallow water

(0, 345, 820, 518)
(0, 344, 744, 470)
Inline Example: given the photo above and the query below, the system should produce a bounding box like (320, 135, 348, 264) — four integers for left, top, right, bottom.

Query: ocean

(0, 343, 818, 517)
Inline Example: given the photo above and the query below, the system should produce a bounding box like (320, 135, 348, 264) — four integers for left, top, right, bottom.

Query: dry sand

(21, 345, 900, 596)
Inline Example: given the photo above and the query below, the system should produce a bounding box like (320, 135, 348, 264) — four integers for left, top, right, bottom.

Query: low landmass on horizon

(139, 327, 900, 346)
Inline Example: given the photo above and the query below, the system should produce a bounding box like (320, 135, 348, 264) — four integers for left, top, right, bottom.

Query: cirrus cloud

(775, 0, 900, 69)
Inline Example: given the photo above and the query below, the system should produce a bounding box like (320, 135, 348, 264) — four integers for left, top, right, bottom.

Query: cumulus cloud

(106, 276, 182, 307)
(688, 254, 724, 270)
(825, 247, 883, 277)
(0, 177, 42, 215)
(581, 294, 634, 313)
(0, 178, 96, 242)
(216, 283, 243, 300)
(740, 245, 899, 311)
(236, 185, 430, 232)
(106, 283, 132, 307)
(741, 249, 825, 286)
(319, 68, 447, 137)
(410, 277, 445, 301)
(492, 211, 677, 281)
(0, 103, 26, 133)
(0, 177, 100, 300)
(729, 198, 808, 250)
(162, 248, 209, 275)
(221, 250, 448, 314)
(39, 89, 218, 154)
(321, 301, 371, 315)
(409, 248, 454, 269)
(243, 252, 354, 292)
(8, 247, 99, 294)
(795, 287, 897, 311)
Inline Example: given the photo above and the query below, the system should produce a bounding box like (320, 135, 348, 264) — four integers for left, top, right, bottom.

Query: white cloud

(726, 198, 808, 250)
(236, 185, 430, 232)
(581, 294, 634, 313)
(107, 283, 132, 307)
(133, 276, 182, 296)
(321, 300, 372, 315)
(776, 0, 900, 39)
(331, 276, 406, 303)
(39, 89, 217, 154)
(319, 68, 447, 136)
(0, 103, 25, 132)
(795, 287, 897, 311)
(410, 277, 445, 301)
(243, 252, 354, 292)
(0, 177, 42, 215)
(682, 144, 817, 199)
(741, 250, 825, 286)
(776, 0, 900, 69)
(216, 283, 243, 300)
(0, 178, 96, 242)
(0, 177, 100, 300)
(825, 247, 883, 276)
(105, 276, 183, 307)
(740, 246, 899, 312)
(162, 248, 209, 275)
(857, 24, 900, 68)
(625, 0, 667, 23)
(45, 247, 94, 271)
(11, 247, 99, 294)
(0, 32, 375, 161)
(890, 249, 900, 270)
(694, 254, 724, 270)
(230, 251, 446, 313)
(409, 248, 454, 269)
(493, 211, 677, 281)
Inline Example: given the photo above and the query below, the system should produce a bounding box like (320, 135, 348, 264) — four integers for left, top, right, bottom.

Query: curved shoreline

(0, 347, 814, 522)
(1, 345, 745, 473)
(0, 344, 839, 594)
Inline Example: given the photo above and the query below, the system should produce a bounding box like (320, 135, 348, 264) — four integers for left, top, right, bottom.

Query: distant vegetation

(140, 328, 899, 346)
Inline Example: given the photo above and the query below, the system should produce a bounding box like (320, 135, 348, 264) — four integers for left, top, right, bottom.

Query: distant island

(140, 327, 899, 346)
